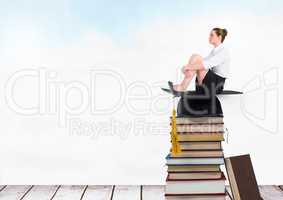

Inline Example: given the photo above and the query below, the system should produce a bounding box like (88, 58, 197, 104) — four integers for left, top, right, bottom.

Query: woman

(170, 27, 230, 95)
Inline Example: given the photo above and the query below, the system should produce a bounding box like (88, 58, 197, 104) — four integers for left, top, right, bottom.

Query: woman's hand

(182, 65, 189, 74)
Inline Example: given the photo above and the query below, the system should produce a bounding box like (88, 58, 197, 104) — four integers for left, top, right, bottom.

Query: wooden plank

(20, 186, 34, 200)
(2, 185, 283, 200)
(81, 185, 112, 200)
(225, 186, 233, 200)
(110, 186, 115, 200)
(0, 186, 7, 193)
(50, 186, 61, 200)
(112, 185, 140, 200)
(142, 185, 164, 200)
(80, 185, 88, 199)
(226, 185, 283, 200)
(0, 185, 33, 200)
(21, 185, 59, 200)
(259, 185, 283, 200)
(52, 185, 86, 200)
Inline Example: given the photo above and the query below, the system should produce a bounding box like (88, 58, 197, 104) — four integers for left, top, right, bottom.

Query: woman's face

(209, 30, 221, 45)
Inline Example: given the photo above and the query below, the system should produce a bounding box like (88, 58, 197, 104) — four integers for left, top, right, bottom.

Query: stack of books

(165, 116, 226, 200)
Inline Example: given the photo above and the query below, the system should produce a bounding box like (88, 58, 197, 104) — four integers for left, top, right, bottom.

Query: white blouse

(202, 43, 230, 78)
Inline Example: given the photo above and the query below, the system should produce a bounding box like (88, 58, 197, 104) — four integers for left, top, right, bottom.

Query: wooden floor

(0, 185, 282, 199)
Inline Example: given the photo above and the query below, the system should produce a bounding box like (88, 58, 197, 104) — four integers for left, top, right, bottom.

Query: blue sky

(1, 0, 282, 46)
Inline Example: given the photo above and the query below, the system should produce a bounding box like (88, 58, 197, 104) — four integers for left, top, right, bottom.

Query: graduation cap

(162, 84, 243, 117)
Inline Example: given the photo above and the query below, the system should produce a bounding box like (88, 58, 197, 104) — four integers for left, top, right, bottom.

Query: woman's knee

(191, 54, 201, 59)
(189, 54, 202, 63)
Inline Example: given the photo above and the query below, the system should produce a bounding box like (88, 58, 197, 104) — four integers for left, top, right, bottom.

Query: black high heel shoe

(168, 81, 182, 97)
(161, 81, 183, 97)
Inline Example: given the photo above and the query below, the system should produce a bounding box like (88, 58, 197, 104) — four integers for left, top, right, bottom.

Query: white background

(0, 11, 283, 184)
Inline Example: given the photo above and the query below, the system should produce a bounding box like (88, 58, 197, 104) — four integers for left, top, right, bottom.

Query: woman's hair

(212, 27, 228, 43)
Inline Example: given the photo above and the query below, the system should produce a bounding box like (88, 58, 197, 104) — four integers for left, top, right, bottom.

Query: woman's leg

(196, 69, 208, 85)
(174, 70, 196, 91)
(174, 54, 207, 91)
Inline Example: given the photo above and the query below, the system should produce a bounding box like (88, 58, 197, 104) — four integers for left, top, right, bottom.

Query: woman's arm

(183, 49, 228, 72)
(202, 49, 228, 69)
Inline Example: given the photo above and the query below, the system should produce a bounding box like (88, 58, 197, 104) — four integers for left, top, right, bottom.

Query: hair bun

(222, 28, 228, 37)
(212, 27, 228, 42)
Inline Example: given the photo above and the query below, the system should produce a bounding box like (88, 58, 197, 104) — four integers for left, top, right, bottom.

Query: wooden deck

(0, 185, 282, 199)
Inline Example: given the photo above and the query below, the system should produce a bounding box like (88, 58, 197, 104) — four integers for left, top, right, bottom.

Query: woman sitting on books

(170, 27, 230, 95)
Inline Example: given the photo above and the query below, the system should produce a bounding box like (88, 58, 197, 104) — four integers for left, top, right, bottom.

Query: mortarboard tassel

(170, 98, 181, 155)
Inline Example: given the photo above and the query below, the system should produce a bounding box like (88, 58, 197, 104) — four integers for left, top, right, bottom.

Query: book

(166, 113, 227, 199)
(165, 172, 226, 195)
(177, 132, 224, 142)
(166, 154, 224, 165)
(176, 124, 224, 133)
(168, 171, 222, 180)
(178, 141, 222, 150)
(175, 116, 224, 125)
(167, 165, 221, 172)
(225, 154, 263, 200)
(169, 150, 224, 158)
(179, 141, 222, 150)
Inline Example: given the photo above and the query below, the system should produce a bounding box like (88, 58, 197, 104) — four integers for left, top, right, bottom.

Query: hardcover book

(225, 154, 263, 200)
